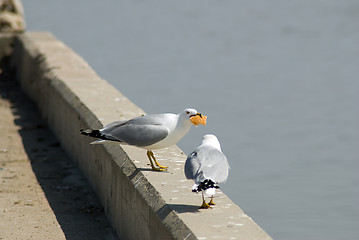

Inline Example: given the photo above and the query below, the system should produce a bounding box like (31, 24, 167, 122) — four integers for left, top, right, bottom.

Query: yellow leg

(199, 193, 212, 209)
(208, 196, 216, 205)
(147, 151, 167, 171)
(148, 151, 168, 169)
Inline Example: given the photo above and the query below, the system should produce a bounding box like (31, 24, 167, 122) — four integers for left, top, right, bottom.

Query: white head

(201, 134, 222, 151)
(180, 108, 198, 117)
(179, 108, 206, 126)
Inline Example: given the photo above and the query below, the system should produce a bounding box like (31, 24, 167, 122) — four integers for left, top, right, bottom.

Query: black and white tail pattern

(192, 179, 220, 193)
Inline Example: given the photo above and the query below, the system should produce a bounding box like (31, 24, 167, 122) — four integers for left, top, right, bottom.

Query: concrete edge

(7, 31, 273, 240)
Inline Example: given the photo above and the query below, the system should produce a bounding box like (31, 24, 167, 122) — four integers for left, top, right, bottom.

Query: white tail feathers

(204, 188, 216, 197)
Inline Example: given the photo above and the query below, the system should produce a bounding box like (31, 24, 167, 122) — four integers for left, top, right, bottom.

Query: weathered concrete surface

(0, 33, 14, 59)
(10, 31, 272, 240)
(0, 39, 117, 239)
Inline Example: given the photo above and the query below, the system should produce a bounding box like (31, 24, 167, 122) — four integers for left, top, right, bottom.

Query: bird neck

(202, 140, 222, 151)
(164, 116, 192, 144)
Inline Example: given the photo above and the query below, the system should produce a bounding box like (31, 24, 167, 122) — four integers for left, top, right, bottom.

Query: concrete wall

(7, 32, 272, 240)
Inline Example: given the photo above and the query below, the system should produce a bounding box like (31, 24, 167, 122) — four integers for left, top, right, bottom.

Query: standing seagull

(185, 134, 230, 209)
(81, 108, 206, 171)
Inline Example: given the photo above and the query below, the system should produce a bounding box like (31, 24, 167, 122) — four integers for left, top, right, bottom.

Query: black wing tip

(80, 129, 102, 138)
(80, 129, 121, 143)
(80, 129, 89, 134)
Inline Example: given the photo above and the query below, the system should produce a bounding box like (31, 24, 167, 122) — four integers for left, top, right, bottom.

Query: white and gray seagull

(81, 108, 206, 171)
(185, 134, 230, 209)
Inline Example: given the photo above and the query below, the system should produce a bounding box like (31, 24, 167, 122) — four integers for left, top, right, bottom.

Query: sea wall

(4, 32, 272, 240)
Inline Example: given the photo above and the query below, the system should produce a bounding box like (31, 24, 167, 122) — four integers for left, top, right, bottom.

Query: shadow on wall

(0, 57, 118, 240)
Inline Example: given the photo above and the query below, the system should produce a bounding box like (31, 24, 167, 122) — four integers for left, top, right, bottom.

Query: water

(23, 1, 359, 239)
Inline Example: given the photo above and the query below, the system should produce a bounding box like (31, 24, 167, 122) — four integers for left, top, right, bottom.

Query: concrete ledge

(8, 32, 272, 240)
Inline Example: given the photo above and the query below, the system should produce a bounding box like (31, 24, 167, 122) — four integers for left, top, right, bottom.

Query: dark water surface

(23, 1, 359, 239)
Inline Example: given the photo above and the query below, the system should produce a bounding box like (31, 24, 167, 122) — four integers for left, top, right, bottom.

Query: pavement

(0, 57, 118, 239)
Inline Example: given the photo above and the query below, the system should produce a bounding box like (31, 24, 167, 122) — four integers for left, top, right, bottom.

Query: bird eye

(186, 111, 190, 114)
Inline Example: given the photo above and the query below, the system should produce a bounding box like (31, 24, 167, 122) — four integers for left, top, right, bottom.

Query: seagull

(185, 134, 230, 209)
(81, 108, 206, 171)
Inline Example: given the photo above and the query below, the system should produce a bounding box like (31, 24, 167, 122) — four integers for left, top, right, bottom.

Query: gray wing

(194, 146, 230, 183)
(185, 150, 201, 180)
(100, 115, 170, 147)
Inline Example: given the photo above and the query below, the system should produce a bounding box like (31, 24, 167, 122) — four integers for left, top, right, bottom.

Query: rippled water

(23, 1, 359, 239)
